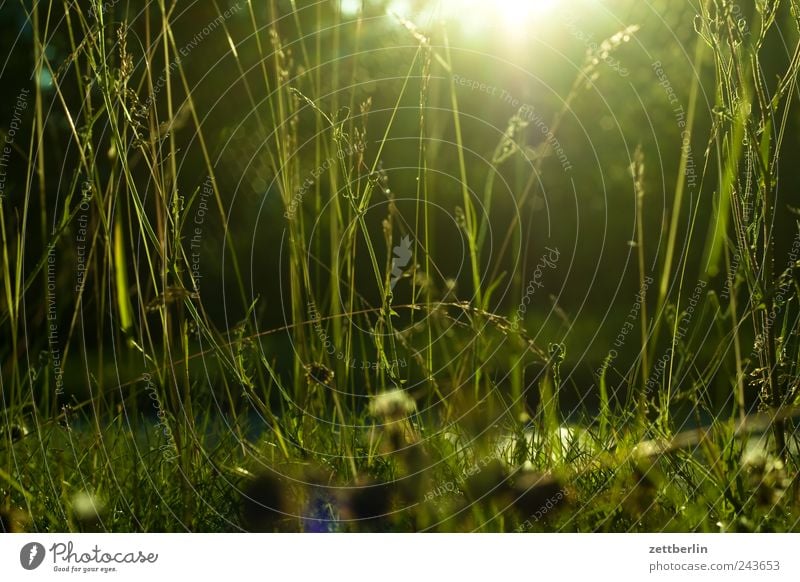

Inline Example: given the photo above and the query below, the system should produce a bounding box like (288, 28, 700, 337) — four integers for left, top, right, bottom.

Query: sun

(379, 0, 563, 36)
(495, 0, 561, 34)
(484, 0, 560, 26)
(340, 0, 567, 39)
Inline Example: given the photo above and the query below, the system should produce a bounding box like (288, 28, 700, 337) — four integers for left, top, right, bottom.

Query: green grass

(2, 0, 800, 532)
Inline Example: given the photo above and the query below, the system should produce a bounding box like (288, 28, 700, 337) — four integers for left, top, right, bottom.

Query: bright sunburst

(394, 0, 562, 35)
(341, 0, 564, 36)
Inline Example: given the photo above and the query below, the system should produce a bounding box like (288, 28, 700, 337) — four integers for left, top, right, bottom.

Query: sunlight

(488, 0, 561, 34)
(340, 0, 362, 15)
(387, 0, 564, 36)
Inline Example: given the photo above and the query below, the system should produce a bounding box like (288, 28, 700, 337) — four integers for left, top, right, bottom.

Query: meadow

(1, 0, 800, 532)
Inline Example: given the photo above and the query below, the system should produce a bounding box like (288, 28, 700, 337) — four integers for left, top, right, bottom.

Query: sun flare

(381, 0, 563, 35)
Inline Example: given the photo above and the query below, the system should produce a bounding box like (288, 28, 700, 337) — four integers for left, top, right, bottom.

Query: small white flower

(369, 389, 416, 420)
(71, 491, 105, 524)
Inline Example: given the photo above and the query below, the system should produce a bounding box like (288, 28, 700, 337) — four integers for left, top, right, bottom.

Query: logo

(20, 542, 46, 570)
(390, 236, 413, 289)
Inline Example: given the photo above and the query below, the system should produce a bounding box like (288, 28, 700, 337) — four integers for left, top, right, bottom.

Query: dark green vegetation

(2, 0, 800, 532)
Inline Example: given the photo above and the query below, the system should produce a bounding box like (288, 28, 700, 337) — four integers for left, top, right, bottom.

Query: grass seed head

(370, 389, 417, 420)
(305, 363, 335, 387)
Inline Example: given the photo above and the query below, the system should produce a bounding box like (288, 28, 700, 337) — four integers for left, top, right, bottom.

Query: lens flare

(387, 0, 563, 36)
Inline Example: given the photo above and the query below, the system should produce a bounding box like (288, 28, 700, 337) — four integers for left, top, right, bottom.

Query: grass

(1, 0, 800, 532)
